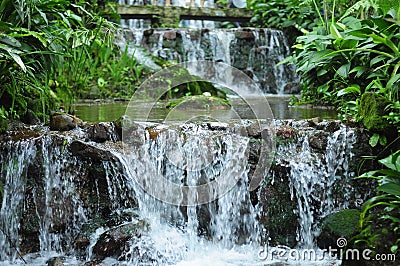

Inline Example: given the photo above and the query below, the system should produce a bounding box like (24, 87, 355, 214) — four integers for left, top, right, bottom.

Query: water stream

(0, 119, 358, 265)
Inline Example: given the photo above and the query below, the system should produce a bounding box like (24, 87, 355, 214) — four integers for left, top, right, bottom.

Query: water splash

(279, 126, 357, 248)
(115, 123, 260, 264)
(0, 140, 36, 261)
(35, 135, 88, 254)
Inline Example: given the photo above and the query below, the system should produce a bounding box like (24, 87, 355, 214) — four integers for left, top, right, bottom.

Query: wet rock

(317, 209, 360, 249)
(205, 122, 229, 131)
(87, 122, 119, 143)
(69, 140, 116, 162)
(92, 221, 148, 259)
(235, 30, 254, 39)
(315, 120, 340, 133)
(259, 164, 298, 247)
(46, 257, 64, 266)
(283, 82, 301, 94)
(21, 109, 40, 125)
(163, 30, 177, 40)
(275, 125, 297, 143)
(309, 132, 328, 151)
(50, 113, 83, 131)
(307, 117, 323, 127)
(147, 125, 169, 140)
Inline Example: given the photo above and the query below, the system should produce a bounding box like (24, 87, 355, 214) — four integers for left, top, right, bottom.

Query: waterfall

(276, 125, 357, 248)
(0, 120, 362, 265)
(115, 123, 261, 264)
(120, 28, 298, 94)
(0, 140, 36, 261)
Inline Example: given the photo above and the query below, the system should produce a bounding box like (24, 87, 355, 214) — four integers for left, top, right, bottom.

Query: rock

(315, 120, 340, 133)
(259, 164, 298, 247)
(309, 132, 328, 151)
(21, 109, 40, 125)
(50, 113, 83, 131)
(283, 82, 301, 94)
(163, 30, 177, 40)
(307, 117, 323, 127)
(46, 257, 64, 266)
(235, 30, 254, 39)
(275, 125, 297, 143)
(87, 123, 119, 143)
(69, 140, 116, 162)
(317, 209, 360, 249)
(147, 125, 169, 140)
(92, 221, 148, 259)
(359, 92, 391, 131)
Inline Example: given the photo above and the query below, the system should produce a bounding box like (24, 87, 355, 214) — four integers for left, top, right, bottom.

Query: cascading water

(275, 123, 357, 248)
(118, 28, 298, 94)
(0, 120, 362, 265)
(115, 123, 262, 264)
(0, 140, 36, 262)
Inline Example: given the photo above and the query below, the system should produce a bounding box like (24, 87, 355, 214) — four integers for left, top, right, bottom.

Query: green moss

(359, 92, 391, 131)
(0, 116, 8, 134)
(322, 209, 360, 238)
(166, 95, 231, 109)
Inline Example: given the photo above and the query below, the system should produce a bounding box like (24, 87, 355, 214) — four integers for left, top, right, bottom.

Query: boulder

(92, 221, 148, 259)
(69, 140, 116, 162)
(317, 209, 360, 249)
(50, 113, 83, 131)
(86, 122, 120, 143)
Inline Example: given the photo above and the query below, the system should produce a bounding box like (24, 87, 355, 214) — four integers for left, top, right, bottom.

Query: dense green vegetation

(0, 0, 399, 259)
(250, 0, 400, 260)
(0, 0, 166, 128)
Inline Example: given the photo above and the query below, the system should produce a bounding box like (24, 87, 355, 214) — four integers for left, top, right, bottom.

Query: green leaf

(391, 245, 398, 253)
(387, 74, 400, 90)
(378, 183, 400, 196)
(370, 55, 387, 67)
(0, 35, 21, 47)
(379, 135, 387, 146)
(330, 23, 342, 39)
(349, 66, 367, 78)
(379, 150, 400, 171)
(337, 85, 361, 97)
(369, 133, 380, 147)
(337, 63, 351, 78)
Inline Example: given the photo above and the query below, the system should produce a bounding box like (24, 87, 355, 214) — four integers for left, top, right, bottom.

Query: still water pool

(74, 96, 337, 123)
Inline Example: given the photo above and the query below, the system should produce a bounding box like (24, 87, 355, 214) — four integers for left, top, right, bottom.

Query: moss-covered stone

(259, 165, 299, 247)
(166, 94, 231, 109)
(317, 209, 360, 248)
(0, 116, 8, 134)
(359, 92, 391, 131)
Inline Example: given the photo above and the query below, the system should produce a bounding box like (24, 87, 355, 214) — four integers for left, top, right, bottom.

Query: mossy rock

(317, 209, 360, 248)
(359, 92, 391, 131)
(166, 94, 231, 110)
(0, 116, 8, 134)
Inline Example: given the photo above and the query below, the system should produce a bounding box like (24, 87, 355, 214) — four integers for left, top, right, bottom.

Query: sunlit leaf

(369, 133, 380, 147)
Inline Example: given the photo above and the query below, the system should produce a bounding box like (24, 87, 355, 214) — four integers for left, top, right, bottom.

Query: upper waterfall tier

(118, 28, 299, 94)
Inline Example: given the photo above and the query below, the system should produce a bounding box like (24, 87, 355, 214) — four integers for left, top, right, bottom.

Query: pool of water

(74, 96, 337, 122)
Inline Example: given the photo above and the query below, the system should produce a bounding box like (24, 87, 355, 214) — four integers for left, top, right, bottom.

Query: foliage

(248, 0, 318, 31)
(291, 3, 400, 126)
(352, 150, 400, 256)
(0, 0, 147, 123)
(0, 0, 121, 122)
(52, 40, 147, 112)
